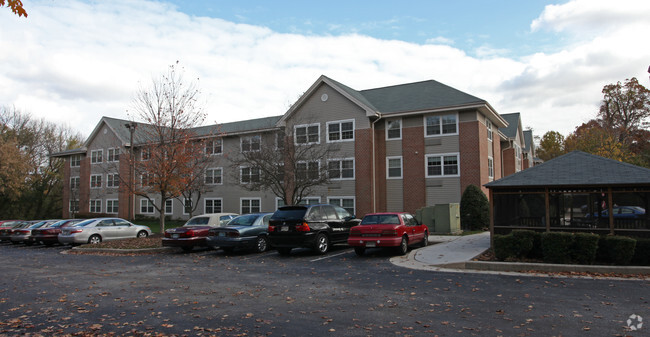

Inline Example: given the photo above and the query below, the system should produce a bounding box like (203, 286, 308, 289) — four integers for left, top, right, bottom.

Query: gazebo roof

(485, 151, 650, 188)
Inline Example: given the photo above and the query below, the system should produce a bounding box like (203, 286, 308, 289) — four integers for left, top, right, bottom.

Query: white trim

(205, 167, 223, 185)
(183, 198, 192, 215)
(205, 138, 223, 156)
(90, 174, 102, 189)
(106, 199, 119, 214)
(294, 123, 321, 145)
(139, 199, 155, 214)
(386, 156, 403, 179)
(424, 113, 459, 137)
(106, 173, 119, 188)
(204, 198, 223, 214)
(385, 118, 402, 140)
(89, 199, 102, 213)
(240, 166, 261, 184)
(240, 197, 262, 214)
(69, 199, 79, 213)
(70, 176, 80, 189)
(296, 160, 320, 180)
(164, 199, 173, 214)
(488, 156, 494, 181)
(90, 149, 103, 164)
(70, 154, 81, 167)
(486, 119, 493, 142)
(298, 197, 321, 205)
(326, 119, 355, 143)
(327, 196, 356, 216)
(240, 134, 261, 153)
(107, 147, 120, 162)
(425, 152, 460, 178)
(327, 158, 355, 180)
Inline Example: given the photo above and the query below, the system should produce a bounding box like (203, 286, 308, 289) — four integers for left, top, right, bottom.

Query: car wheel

(88, 235, 102, 244)
(396, 236, 408, 255)
(137, 231, 148, 238)
(255, 236, 269, 253)
(314, 233, 329, 254)
(181, 246, 194, 252)
(420, 232, 429, 247)
(354, 247, 365, 256)
(277, 247, 292, 256)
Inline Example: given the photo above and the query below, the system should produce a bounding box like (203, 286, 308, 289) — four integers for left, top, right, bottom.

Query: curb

(65, 246, 174, 254)
(464, 260, 650, 275)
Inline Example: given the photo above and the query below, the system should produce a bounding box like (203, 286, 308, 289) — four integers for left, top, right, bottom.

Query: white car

(58, 218, 151, 245)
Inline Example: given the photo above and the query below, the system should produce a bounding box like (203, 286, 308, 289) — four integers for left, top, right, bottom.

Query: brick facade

(402, 125, 426, 213)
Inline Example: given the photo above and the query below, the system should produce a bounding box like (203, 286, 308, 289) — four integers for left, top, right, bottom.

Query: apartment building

(53, 75, 525, 220)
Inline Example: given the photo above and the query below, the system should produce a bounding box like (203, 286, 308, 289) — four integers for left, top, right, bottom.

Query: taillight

(184, 230, 195, 237)
(381, 229, 398, 236)
(296, 222, 310, 232)
(226, 231, 240, 238)
(268, 225, 275, 232)
(70, 229, 83, 234)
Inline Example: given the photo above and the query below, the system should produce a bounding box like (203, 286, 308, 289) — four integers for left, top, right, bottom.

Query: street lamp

(125, 122, 137, 221)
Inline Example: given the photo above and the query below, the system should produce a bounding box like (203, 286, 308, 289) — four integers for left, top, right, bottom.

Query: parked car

(268, 204, 360, 255)
(0, 221, 35, 242)
(58, 218, 151, 245)
(206, 213, 273, 253)
(163, 213, 238, 251)
(0, 220, 21, 229)
(12, 220, 59, 245)
(30, 219, 83, 246)
(592, 206, 646, 219)
(347, 212, 428, 256)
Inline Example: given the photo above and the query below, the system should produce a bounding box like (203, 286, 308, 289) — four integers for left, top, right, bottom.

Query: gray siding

(426, 178, 461, 205)
(386, 179, 404, 211)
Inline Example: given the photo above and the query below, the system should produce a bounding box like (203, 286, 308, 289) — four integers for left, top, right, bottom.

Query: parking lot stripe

(310, 249, 352, 262)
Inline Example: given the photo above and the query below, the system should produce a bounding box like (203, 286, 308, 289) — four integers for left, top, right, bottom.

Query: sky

(1, 0, 649, 139)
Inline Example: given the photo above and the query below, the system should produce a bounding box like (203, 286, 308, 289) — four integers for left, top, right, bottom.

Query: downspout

(371, 113, 382, 213)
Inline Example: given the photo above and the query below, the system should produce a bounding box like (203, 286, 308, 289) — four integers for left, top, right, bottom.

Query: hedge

(541, 232, 574, 264)
(597, 236, 636, 265)
(631, 238, 650, 266)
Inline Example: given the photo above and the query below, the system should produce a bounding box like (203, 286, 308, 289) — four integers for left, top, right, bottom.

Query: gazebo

(485, 151, 650, 238)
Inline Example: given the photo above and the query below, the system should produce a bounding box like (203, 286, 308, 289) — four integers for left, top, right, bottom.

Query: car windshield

(49, 220, 68, 228)
(29, 221, 47, 228)
(361, 214, 400, 225)
(228, 214, 259, 226)
(185, 217, 209, 226)
(74, 219, 96, 227)
(271, 208, 307, 220)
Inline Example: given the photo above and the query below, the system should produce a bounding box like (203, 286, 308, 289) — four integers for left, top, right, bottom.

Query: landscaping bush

(571, 233, 599, 265)
(493, 234, 516, 261)
(511, 230, 536, 257)
(597, 236, 636, 265)
(541, 232, 574, 264)
(631, 238, 650, 266)
(460, 184, 489, 231)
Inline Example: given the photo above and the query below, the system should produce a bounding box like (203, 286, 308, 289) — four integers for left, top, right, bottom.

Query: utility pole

(125, 122, 137, 221)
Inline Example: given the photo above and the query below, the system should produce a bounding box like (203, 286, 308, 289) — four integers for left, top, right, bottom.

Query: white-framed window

(106, 173, 119, 188)
(298, 197, 321, 206)
(241, 198, 261, 214)
(241, 135, 261, 152)
(205, 168, 223, 185)
(328, 159, 354, 180)
(69, 200, 79, 213)
(486, 119, 493, 142)
(70, 176, 80, 189)
(90, 199, 102, 213)
(387, 156, 403, 179)
(297, 161, 319, 181)
(140, 199, 154, 214)
(106, 199, 119, 214)
(275, 132, 285, 150)
(141, 148, 151, 161)
(70, 155, 81, 167)
(107, 148, 120, 162)
(515, 143, 521, 160)
(488, 156, 494, 180)
(205, 198, 223, 214)
(326, 119, 354, 142)
(294, 123, 320, 145)
(165, 199, 173, 214)
(240, 166, 261, 184)
(205, 138, 222, 155)
(426, 153, 460, 177)
(90, 149, 103, 164)
(328, 197, 355, 216)
(183, 198, 192, 215)
(386, 119, 401, 140)
(90, 174, 102, 188)
(425, 114, 458, 136)
(140, 173, 154, 187)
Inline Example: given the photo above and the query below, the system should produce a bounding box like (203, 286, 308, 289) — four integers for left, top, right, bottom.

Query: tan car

(162, 213, 238, 251)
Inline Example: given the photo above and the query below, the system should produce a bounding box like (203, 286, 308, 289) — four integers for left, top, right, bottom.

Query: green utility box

(416, 203, 461, 234)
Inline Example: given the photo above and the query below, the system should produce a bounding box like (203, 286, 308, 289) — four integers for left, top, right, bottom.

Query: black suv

(268, 204, 360, 255)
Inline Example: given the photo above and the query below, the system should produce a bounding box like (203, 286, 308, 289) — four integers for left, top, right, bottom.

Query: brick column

(355, 129, 374, 217)
(402, 126, 425, 213)
(459, 120, 488, 196)
(79, 157, 90, 214)
(62, 158, 71, 218)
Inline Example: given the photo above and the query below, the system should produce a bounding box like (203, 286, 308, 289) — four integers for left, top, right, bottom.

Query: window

(140, 199, 154, 214)
(328, 159, 354, 180)
(425, 114, 458, 136)
(106, 199, 119, 214)
(298, 197, 320, 205)
(69, 200, 79, 213)
(386, 119, 401, 140)
(328, 197, 355, 216)
(70, 176, 80, 189)
(205, 198, 222, 214)
(183, 198, 192, 215)
(90, 174, 102, 188)
(488, 156, 494, 180)
(276, 198, 285, 209)
(141, 173, 154, 187)
(165, 199, 173, 214)
(426, 153, 459, 177)
(70, 155, 81, 167)
(90, 149, 103, 164)
(295, 124, 320, 144)
(241, 198, 261, 214)
(240, 166, 261, 184)
(90, 199, 102, 213)
(107, 173, 119, 188)
(107, 148, 119, 162)
(205, 138, 222, 155)
(486, 119, 493, 141)
(297, 161, 319, 181)
(327, 120, 354, 142)
(275, 132, 285, 150)
(141, 148, 151, 161)
(387, 156, 403, 179)
(241, 135, 261, 152)
(205, 168, 222, 185)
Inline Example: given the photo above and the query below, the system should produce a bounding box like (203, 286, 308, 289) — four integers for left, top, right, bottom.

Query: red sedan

(348, 212, 429, 256)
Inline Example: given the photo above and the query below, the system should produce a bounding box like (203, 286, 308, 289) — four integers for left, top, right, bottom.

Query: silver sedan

(58, 218, 152, 245)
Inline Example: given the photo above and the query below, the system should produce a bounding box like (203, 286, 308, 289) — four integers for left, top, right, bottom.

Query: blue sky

(1, 0, 649, 137)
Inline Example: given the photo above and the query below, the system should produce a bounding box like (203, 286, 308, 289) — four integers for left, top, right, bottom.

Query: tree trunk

(159, 197, 166, 233)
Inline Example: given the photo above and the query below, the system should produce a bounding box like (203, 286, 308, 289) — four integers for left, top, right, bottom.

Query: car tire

(137, 231, 148, 238)
(420, 232, 429, 247)
(277, 247, 292, 256)
(396, 236, 408, 255)
(255, 236, 269, 253)
(314, 233, 329, 255)
(88, 235, 102, 244)
(181, 246, 194, 252)
(354, 247, 365, 256)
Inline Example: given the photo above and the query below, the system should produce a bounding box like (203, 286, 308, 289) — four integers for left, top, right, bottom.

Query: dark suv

(268, 204, 360, 255)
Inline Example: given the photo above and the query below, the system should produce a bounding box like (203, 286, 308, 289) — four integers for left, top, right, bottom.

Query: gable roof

(499, 112, 521, 139)
(485, 151, 650, 188)
(523, 129, 534, 153)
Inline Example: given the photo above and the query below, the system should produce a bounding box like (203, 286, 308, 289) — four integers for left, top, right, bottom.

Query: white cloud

(425, 36, 454, 45)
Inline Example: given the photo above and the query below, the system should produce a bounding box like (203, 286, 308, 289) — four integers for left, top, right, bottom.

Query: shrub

(571, 233, 599, 265)
(511, 230, 536, 257)
(597, 236, 636, 265)
(631, 238, 650, 266)
(541, 232, 574, 264)
(460, 184, 489, 231)
(493, 234, 516, 261)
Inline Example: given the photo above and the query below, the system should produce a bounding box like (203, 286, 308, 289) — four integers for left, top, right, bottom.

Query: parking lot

(1, 242, 648, 336)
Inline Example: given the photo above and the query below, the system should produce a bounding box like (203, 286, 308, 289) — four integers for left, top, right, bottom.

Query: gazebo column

(545, 188, 550, 232)
(608, 187, 614, 235)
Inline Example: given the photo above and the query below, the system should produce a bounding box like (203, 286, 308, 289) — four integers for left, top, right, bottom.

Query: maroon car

(348, 212, 429, 256)
(0, 221, 35, 242)
(12, 220, 59, 245)
(29, 219, 83, 246)
(163, 213, 237, 251)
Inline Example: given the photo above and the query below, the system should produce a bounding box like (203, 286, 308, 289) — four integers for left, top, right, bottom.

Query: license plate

(172, 234, 179, 239)
(219, 232, 225, 237)
(281, 226, 288, 232)
(366, 242, 376, 247)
